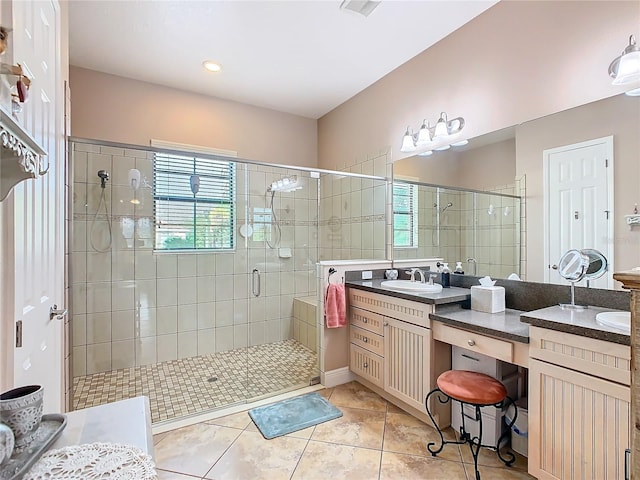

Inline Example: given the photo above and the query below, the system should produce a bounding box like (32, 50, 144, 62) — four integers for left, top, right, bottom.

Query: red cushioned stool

(425, 370, 517, 480)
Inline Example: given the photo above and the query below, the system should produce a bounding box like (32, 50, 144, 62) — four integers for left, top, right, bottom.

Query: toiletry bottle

(441, 263, 451, 288)
(454, 262, 464, 274)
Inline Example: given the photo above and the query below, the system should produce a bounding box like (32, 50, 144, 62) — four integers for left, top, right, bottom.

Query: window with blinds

(153, 153, 235, 251)
(393, 183, 418, 248)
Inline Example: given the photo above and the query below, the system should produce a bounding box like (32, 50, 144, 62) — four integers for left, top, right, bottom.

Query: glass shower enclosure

(69, 139, 320, 424)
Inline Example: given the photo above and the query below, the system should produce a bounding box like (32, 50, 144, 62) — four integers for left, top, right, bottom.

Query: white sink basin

(380, 280, 443, 293)
(595, 311, 631, 334)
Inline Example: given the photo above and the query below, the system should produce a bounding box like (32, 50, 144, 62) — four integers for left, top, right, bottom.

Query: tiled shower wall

(318, 149, 391, 261)
(393, 184, 523, 279)
(70, 142, 318, 376)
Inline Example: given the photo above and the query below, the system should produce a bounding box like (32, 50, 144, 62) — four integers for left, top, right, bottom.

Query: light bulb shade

(433, 113, 448, 139)
(415, 121, 431, 147)
(400, 128, 416, 152)
(128, 168, 141, 190)
(610, 35, 640, 85)
(612, 50, 640, 84)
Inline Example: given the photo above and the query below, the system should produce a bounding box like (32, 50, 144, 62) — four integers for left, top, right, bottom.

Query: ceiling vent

(339, 0, 381, 17)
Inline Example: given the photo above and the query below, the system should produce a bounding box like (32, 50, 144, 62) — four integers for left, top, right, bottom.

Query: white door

(544, 137, 613, 289)
(8, 0, 64, 413)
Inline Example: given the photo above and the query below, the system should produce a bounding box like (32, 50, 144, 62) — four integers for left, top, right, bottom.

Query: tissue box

(471, 285, 505, 313)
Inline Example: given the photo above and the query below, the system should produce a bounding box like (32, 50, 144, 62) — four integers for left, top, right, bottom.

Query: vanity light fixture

(400, 112, 465, 153)
(608, 35, 640, 85)
(202, 60, 222, 73)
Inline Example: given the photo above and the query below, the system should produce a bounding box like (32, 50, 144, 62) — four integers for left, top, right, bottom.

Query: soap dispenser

(454, 262, 464, 274)
(441, 263, 451, 288)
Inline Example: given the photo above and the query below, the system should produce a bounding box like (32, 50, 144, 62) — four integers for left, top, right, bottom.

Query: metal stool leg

(495, 396, 517, 467)
(424, 388, 466, 456)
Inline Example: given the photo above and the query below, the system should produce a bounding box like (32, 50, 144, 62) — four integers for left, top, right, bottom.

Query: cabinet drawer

(348, 288, 432, 328)
(350, 325, 384, 356)
(350, 344, 384, 388)
(432, 322, 513, 363)
(529, 326, 630, 386)
(350, 306, 384, 335)
(452, 345, 518, 380)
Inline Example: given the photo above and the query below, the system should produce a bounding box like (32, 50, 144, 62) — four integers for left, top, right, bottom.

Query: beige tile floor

(153, 381, 535, 480)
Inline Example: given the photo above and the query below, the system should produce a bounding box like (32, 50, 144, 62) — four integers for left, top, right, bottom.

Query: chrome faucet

(428, 274, 438, 285)
(405, 268, 426, 283)
(466, 258, 477, 276)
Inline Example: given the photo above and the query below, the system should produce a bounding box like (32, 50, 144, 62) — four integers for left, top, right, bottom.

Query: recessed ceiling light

(434, 144, 451, 151)
(202, 61, 222, 73)
(451, 139, 469, 147)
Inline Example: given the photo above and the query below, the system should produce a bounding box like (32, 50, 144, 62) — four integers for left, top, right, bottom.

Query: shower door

(243, 165, 320, 401)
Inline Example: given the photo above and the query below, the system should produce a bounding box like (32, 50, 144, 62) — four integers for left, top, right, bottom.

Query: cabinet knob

(383, 322, 389, 326)
(363, 318, 368, 323)
(467, 339, 475, 346)
(363, 363, 368, 368)
(363, 337, 368, 343)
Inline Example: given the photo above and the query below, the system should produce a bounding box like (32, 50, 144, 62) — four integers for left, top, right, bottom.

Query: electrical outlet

(361, 270, 373, 280)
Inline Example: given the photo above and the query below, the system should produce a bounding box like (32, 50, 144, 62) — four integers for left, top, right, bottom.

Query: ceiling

(68, 1, 497, 119)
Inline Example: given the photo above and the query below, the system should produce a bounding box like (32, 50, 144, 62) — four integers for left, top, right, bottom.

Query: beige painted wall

(394, 138, 516, 191)
(516, 94, 640, 284)
(318, 1, 640, 170)
(69, 67, 318, 168)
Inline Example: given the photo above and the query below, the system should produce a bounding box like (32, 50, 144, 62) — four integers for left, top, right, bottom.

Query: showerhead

(97, 170, 109, 189)
(434, 201, 453, 212)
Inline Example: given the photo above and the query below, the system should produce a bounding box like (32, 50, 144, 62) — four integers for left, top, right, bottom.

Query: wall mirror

(391, 179, 521, 279)
(391, 92, 640, 289)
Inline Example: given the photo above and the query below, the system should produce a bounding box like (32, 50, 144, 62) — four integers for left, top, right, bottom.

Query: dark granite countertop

(521, 306, 630, 346)
(346, 279, 470, 305)
(429, 304, 529, 343)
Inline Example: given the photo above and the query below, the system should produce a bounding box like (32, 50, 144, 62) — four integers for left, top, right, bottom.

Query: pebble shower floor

(72, 339, 318, 423)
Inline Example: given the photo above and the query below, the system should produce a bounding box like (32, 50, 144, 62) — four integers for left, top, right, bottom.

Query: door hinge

(15, 320, 22, 348)
(604, 210, 610, 219)
(605, 158, 609, 167)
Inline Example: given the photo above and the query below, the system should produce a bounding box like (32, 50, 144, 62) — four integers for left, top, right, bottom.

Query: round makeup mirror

(557, 249, 589, 282)
(557, 249, 589, 310)
(581, 248, 608, 282)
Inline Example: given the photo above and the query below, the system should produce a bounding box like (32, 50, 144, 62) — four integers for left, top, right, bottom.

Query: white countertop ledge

(51, 396, 154, 456)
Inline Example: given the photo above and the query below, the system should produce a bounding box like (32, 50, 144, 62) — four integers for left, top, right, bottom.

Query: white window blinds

(393, 183, 418, 248)
(154, 153, 235, 251)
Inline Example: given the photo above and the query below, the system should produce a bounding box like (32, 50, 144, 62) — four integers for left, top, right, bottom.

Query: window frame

(153, 153, 236, 252)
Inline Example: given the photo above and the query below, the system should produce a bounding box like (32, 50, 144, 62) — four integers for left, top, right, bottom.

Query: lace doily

(24, 442, 157, 480)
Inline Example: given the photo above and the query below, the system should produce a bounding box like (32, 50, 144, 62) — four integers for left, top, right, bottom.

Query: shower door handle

(252, 268, 261, 297)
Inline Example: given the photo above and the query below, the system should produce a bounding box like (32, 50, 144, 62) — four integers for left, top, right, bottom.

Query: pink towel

(324, 283, 346, 328)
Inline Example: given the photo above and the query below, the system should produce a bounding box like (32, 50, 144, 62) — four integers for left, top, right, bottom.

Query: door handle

(49, 305, 68, 320)
(551, 264, 558, 270)
(252, 268, 261, 297)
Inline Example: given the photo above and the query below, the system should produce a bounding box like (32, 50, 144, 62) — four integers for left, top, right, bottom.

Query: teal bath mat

(248, 392, 342, 439)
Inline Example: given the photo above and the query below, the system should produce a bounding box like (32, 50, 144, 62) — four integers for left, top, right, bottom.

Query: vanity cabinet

(528, 326, 631, 480)
(347, 289, 440, 416)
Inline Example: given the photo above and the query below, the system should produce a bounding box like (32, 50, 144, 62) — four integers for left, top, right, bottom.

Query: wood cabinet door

(529, 358, 630, 480)
(383, 317, 430, 412)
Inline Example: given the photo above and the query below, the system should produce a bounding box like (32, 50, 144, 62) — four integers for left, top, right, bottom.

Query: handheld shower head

(97, 170, 109, 189)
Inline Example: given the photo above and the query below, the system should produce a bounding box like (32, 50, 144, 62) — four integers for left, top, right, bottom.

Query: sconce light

(128, 168, 141, 205)
(609, 35, 640, 85)
(400, 112, 466, 153)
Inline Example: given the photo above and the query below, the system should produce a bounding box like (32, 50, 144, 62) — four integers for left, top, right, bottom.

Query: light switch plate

(361, 270, 373, 280)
